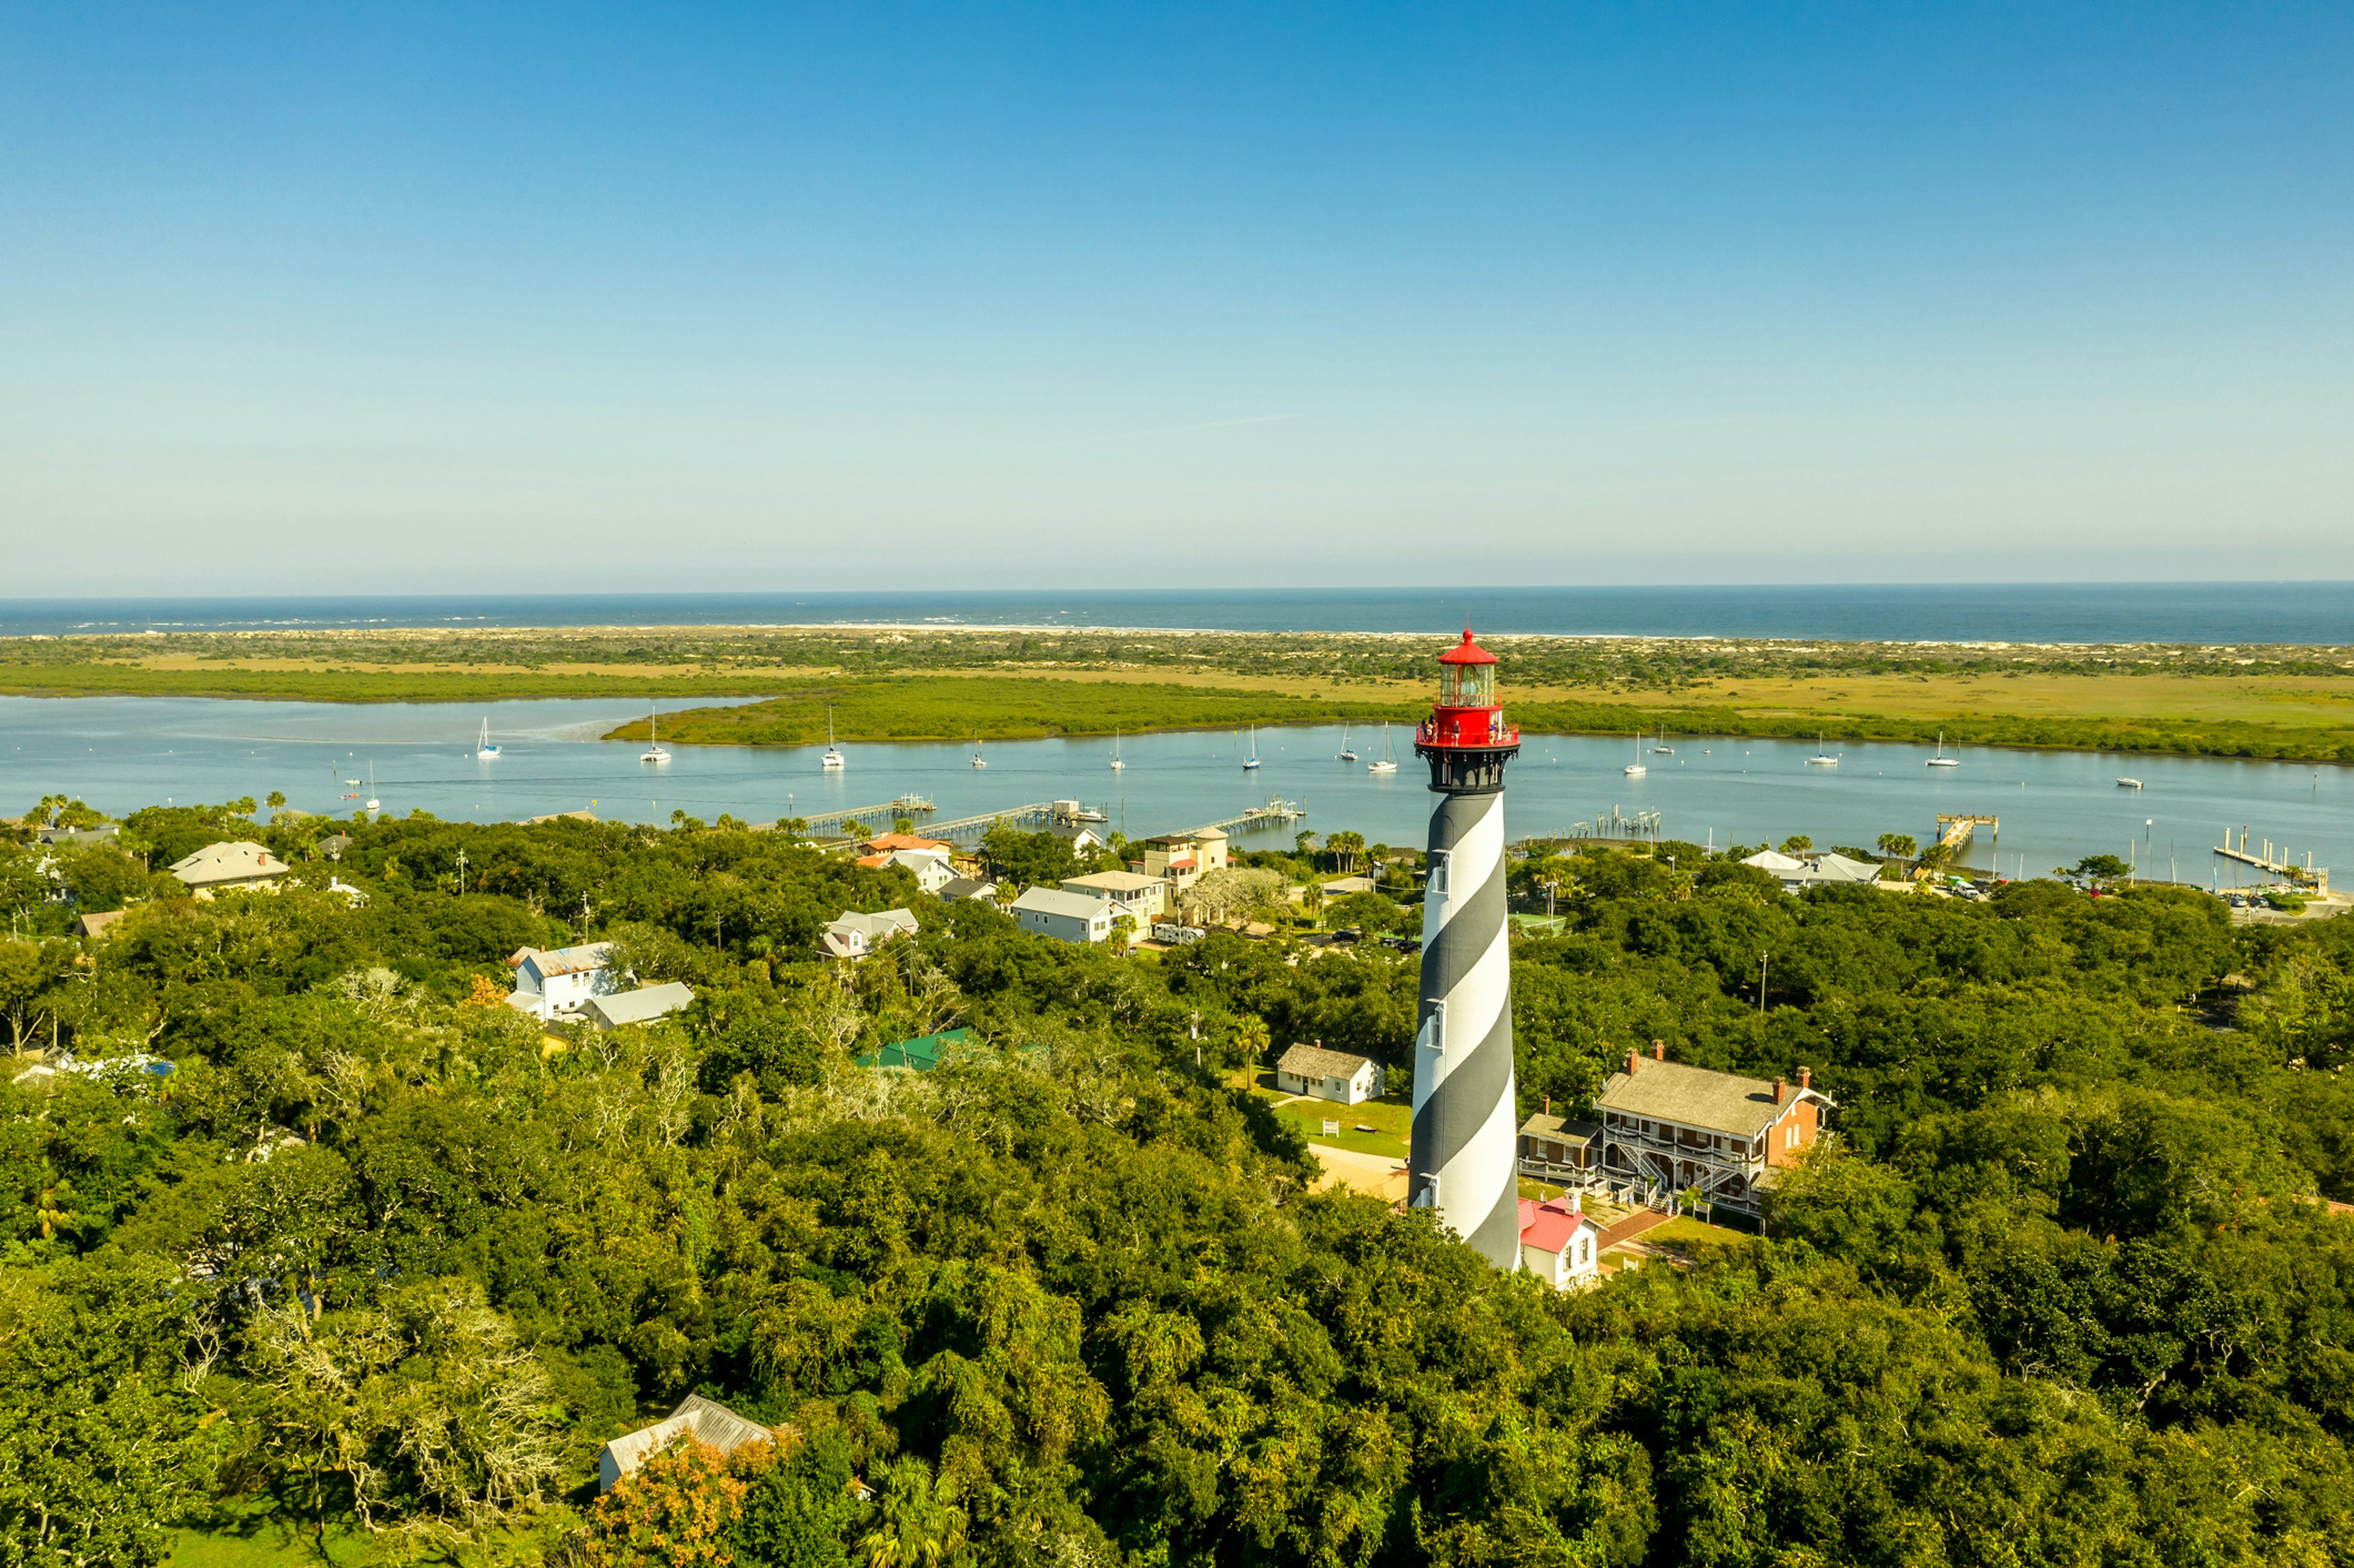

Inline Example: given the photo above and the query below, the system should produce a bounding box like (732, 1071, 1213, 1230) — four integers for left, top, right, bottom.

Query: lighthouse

(1409, 628, 1523, 1267)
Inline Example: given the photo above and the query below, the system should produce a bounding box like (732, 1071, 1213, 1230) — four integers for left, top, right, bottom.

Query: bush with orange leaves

(457, 972, 509, 1008)
(577, 1436, 779, 1568)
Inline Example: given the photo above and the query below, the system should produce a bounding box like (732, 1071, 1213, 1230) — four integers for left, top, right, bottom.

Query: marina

(1, 693, 2348, 882)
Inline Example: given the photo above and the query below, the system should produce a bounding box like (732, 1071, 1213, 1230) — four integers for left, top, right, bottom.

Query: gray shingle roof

(1518, 1113, 1600, 1148)
(583, 982, 695, 1028)
(1593, 1059, 1830, 1138)
(1276, 1043, 1376, 1082)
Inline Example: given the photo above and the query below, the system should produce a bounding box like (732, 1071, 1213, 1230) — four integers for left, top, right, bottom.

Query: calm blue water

(4, 696, 2341, 886)
(3, 584, 2350, 644)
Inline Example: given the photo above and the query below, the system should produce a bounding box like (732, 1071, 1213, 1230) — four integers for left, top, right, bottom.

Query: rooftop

(1276, 1042, 1377, 1081)
(583, 982, 695, 1027)
(1593, 1057, 1830, 1138)
(1011, 886, 1111, 921)
(1062, 870, 1161, 894)
(168, 841, 290, 886)
(509, 942, 614, 977)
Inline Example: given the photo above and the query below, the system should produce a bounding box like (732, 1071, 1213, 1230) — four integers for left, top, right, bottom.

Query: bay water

(3, 695, 2341, 885)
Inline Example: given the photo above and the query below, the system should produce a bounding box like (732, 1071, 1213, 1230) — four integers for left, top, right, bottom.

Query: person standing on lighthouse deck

(1409, 628, 1523, 1268)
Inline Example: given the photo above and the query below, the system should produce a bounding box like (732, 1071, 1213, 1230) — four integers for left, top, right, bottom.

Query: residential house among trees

(818, 908, 920, 961)
(1010, 886, 1114, 944)
(505, 942, 617, 1021)
(597, 1395, 775, 1493)
(1274, 1043, 1381, 1105)
(1061, 869, 1165, 924)
(1592, 1042, 1834, 1211)
(167, 841, 289, 897)
(1135, 826, 1227, 898)
(581, 981, 695, 1031)
(936, 875, 998, 904)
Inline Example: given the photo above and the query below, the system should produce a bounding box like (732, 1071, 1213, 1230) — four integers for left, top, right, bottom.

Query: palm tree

(266, 790, 288, 813)
(1326, 831, 1364, 876)
(857, 1457, 967, 1568)
(1876, 832, 1917, 861)
(1234, 1014, 1272, 1089)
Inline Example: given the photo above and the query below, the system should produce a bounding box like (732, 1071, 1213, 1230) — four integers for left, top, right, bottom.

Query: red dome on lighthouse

(1436, 628, 1499, 666)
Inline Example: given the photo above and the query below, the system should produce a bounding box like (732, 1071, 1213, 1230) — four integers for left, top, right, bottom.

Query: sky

(2, 3, 2350, 594)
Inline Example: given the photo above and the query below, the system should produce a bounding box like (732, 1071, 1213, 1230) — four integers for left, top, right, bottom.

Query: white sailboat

(1623, 733, 1647, 777)
(1338, 723, 1357, 763)
(364, 764, 379, 812)
(821, 708, 845, 770)
(1243, 726, 1260, 771)
(1927, 731, 1959, 768)
(1651, 727, 1674, 755)
(1368, 722, 1398, 774)
(641, 702, 671, 764)
(1110, 729, 1125, 771)
(475, 718, 501, 759)
(970, 734, 986, 769)
(1806, 732, 1839, 767)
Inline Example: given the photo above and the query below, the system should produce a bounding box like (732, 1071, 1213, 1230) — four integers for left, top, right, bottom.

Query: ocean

(2, 583, 2350, 644)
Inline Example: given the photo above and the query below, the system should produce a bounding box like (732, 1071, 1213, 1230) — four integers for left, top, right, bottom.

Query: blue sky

(3, 4, 2349, 592)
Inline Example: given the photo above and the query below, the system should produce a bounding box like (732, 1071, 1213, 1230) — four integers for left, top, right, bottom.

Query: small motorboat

(2117, 777, 2144, 790)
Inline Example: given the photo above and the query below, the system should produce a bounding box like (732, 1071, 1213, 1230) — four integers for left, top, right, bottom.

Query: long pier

(793, 795, 936, 833)
(923, 801, 1062, 838)
(2215, 826, 2329, 890)
(1196, 798, 1306, 834)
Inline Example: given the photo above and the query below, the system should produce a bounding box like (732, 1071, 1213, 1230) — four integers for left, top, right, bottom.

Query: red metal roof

(1436, 628, 1497, 666)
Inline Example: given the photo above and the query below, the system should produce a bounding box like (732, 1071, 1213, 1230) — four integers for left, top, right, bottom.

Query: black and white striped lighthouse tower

(1409, 629, 1523, 1267)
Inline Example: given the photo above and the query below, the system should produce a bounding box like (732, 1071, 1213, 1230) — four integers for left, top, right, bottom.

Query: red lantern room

(1415, 629, 1520, 792)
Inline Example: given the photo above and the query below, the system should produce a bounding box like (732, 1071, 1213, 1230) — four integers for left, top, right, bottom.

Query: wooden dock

(793, 794, 936, 833)
(923, 801, 1062, 837)
(1197, 798, 1306, 834)
(1934, 813, 1998, 858)
(2215, 828, 2329, 890)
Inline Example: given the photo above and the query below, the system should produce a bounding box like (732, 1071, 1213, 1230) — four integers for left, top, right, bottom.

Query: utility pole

(1758, 952, 1769, 1014)
(454, 848, 468, 895)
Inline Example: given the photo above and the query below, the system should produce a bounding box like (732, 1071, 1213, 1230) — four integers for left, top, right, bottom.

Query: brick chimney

(1798, 1067, 1812, 1091)
(1626, 1048, 1640, 1076)
(1773, 1076, 1788, 1104)
(1651, 1040, 1666, 1061)
(1543, 1095, 1552, 1115)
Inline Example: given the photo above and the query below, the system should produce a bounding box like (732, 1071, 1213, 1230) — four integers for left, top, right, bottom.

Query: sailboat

(1926, 731, 1959, 769)
(1806, 732, 1839, 767)
(1368, 722, 1398, 774)
(820, 708, 844, 770)
(970, 734, 986, 769)
(1243, 726, 1260, 771)
(1338, 723, 1357, 763)
(364, 764, 380, 812)
(1652, 727, 1674, 755)
(1110, 729, 1125, 771)
(475, 718, 501, 759)
(641, 702, 671, 764)
(1623, 733, 1647, 777)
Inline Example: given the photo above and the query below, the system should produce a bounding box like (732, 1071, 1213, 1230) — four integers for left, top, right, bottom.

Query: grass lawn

(1262, 1090, 1411, 1158)
(1641, 1214, 1759, 1265)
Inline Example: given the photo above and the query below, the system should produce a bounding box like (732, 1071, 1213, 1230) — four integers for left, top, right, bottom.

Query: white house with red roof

(1517, 1193, 1602, 1290)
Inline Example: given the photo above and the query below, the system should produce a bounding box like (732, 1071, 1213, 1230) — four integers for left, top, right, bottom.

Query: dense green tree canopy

(5, 811, 2354, 1564)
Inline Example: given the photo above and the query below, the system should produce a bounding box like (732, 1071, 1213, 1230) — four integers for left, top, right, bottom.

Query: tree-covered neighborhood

(8, 799, 2354, 1565)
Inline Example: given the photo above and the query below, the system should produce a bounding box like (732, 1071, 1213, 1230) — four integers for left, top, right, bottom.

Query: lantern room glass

(1441, 663, 1495, 707)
